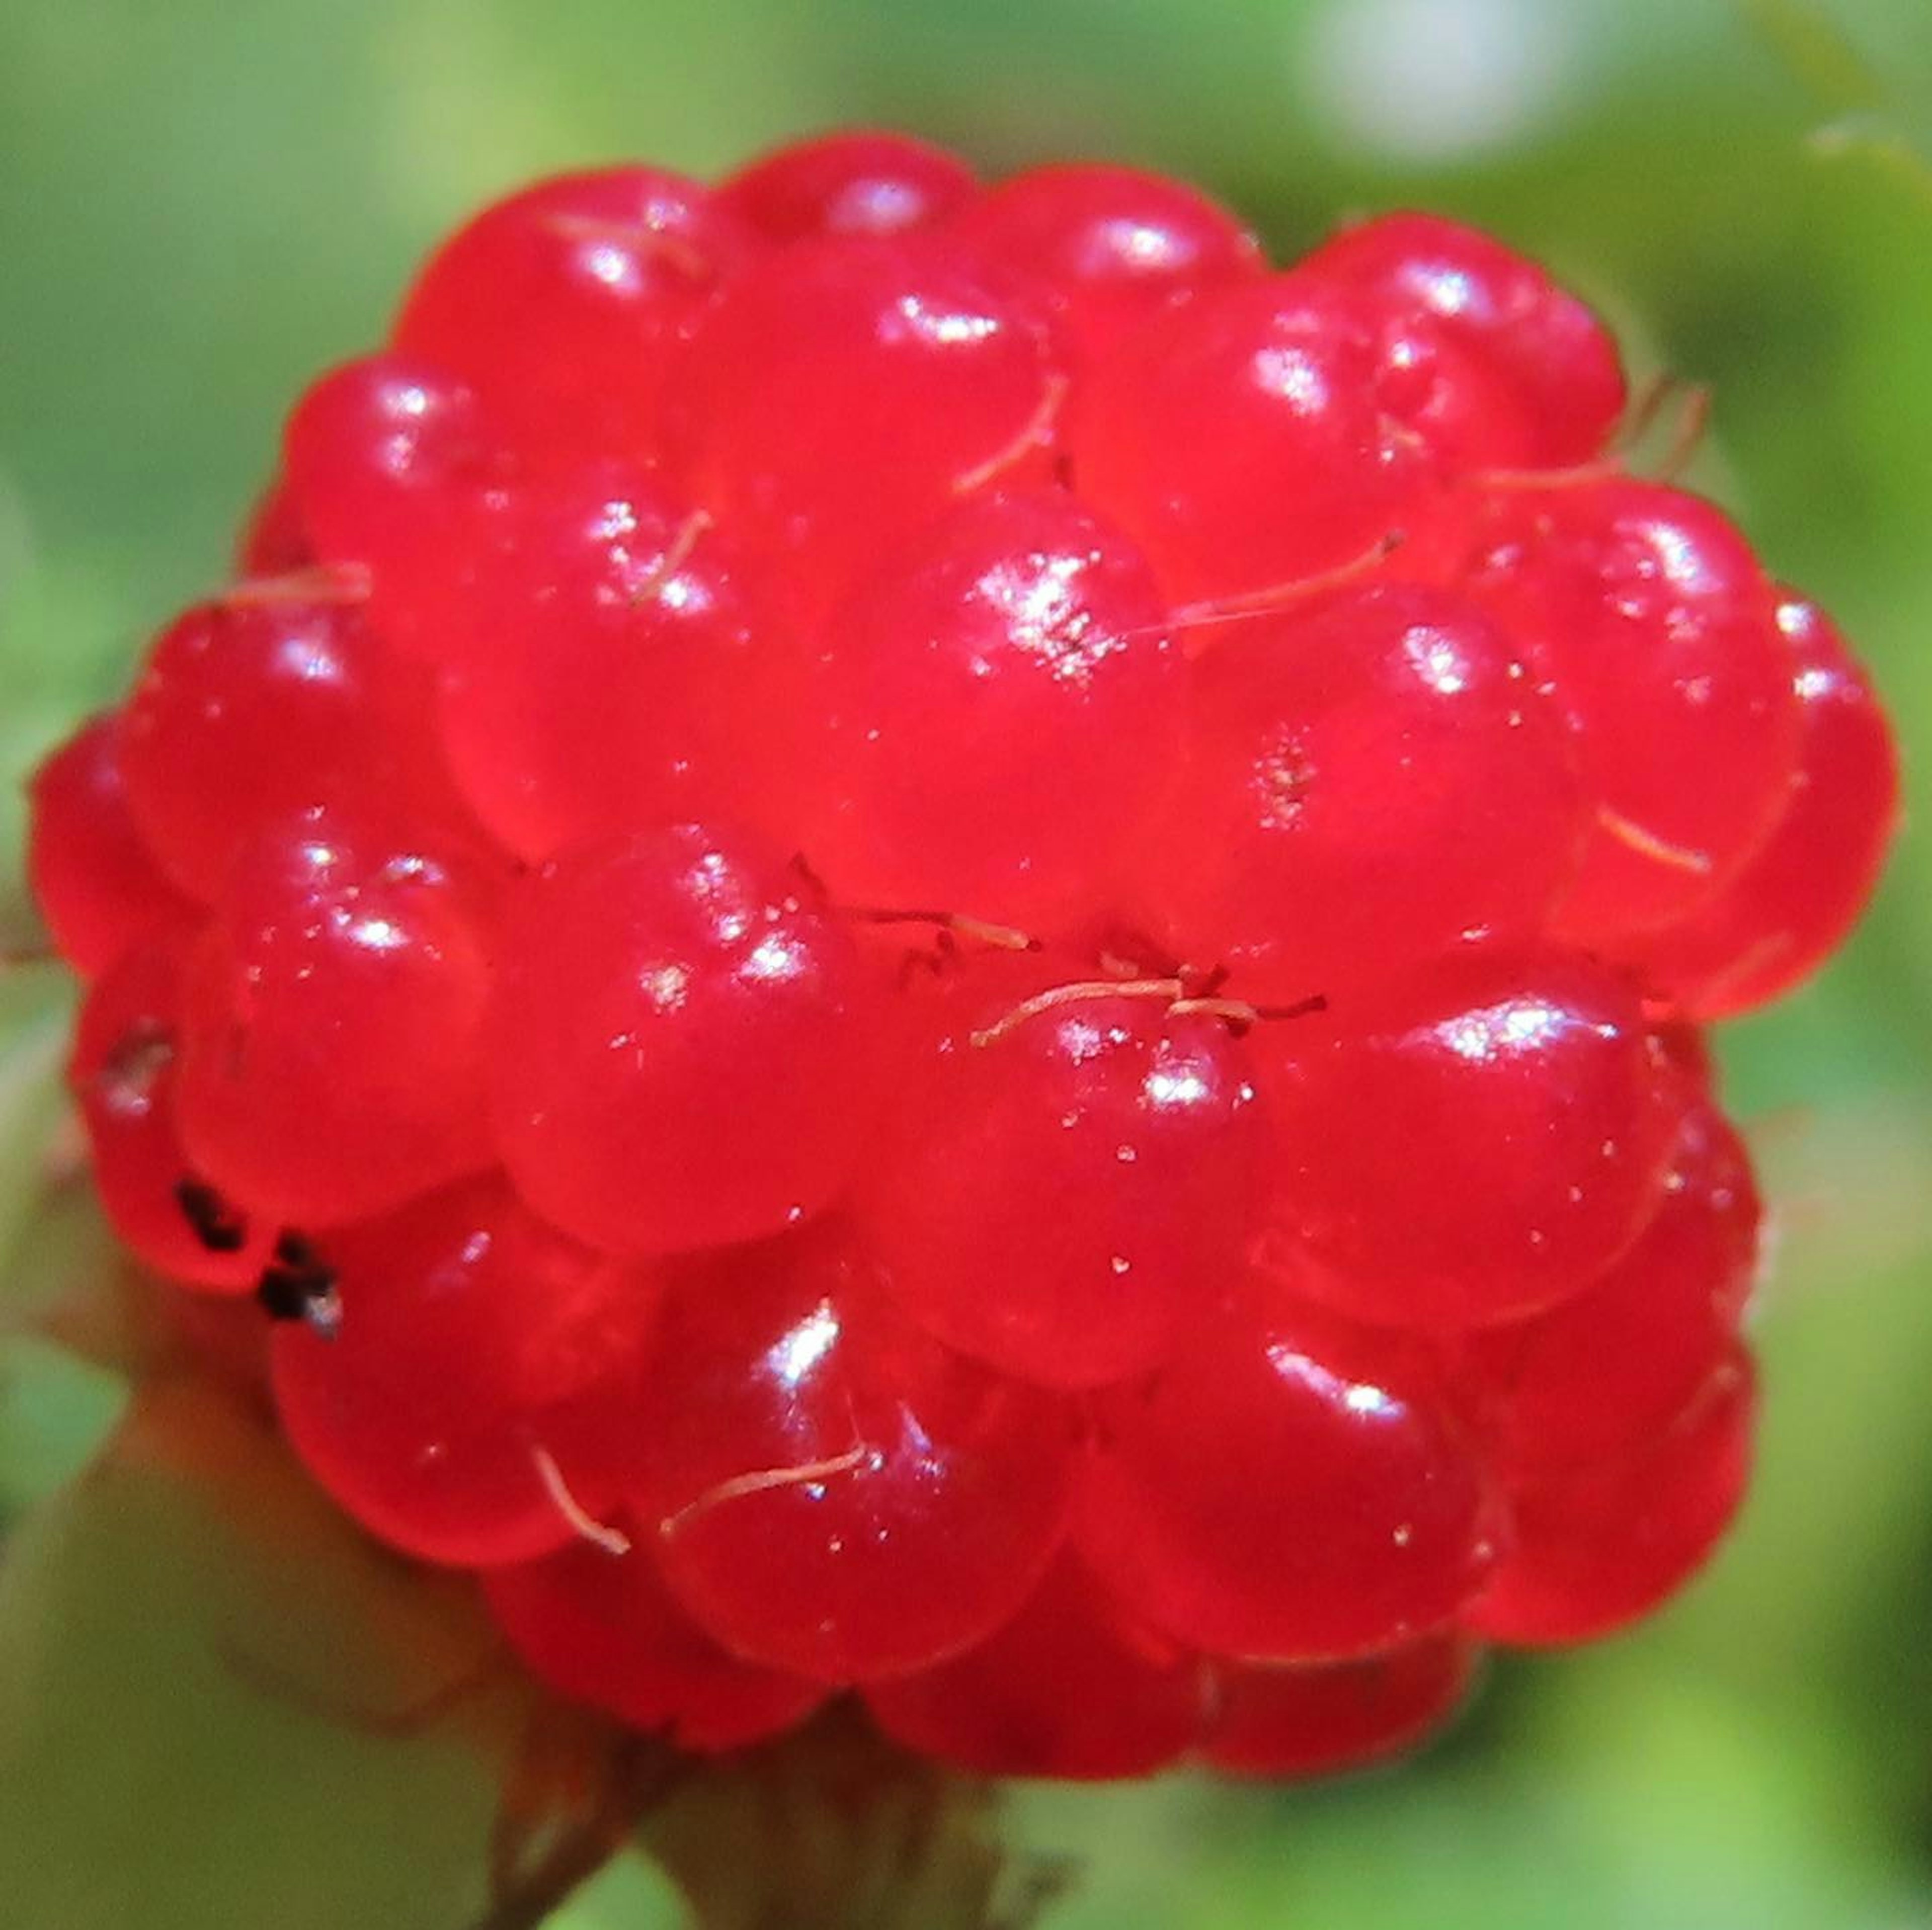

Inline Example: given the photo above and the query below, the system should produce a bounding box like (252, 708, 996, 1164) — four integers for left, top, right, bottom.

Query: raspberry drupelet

(27, 129, 1900, 1782)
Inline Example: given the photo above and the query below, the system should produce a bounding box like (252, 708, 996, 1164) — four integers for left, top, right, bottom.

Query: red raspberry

(718, 130, 979, 245)
(25, 136, 1898, 1783)
(863, 1550, 1206, 1779)
(27, 714, 189, 976)
(270, 1174, 657, 1566)
(485, 1534, 827, 1749)
(391, 166, 750, 461)
(1202, 1633, 1480, 1779)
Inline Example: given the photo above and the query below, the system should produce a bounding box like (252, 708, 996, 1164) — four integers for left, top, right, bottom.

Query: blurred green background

(3, 1, 1930, 1925)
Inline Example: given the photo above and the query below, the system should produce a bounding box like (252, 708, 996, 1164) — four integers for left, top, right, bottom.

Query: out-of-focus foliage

(2, 2, 1929, 1924)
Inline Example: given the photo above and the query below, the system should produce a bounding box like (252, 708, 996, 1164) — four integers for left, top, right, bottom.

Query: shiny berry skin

(1145, 583, 1584, 994)
(1068, 277, 1435, 603)
(1078, 1288, 1500, 1660)
(778, 489, 1181, 929)
(864, 1550, 1205, 1779)
(719, 130, 977, 244)
(1460, 1100, 1758, 1471)
(393, 167, 750, 458)
(27, 714, 189, 976)
(272, 1175, 657, 1566)
(662, 234, 1061, 623)
(1202, 1632, 1478, 1778)
(1472, 1350, 1755, 1645)
(1255, 949, 1683, 1329)
(1465, 481, 1803, 942)
(174, 809, 495, 1225)
(632, 1224, 1076, 1682)
(954, 163, 1265, 368)
(484, 1535, 826, 1750)
(1635, 593, 1902, 1017)
(67, 935, 273, 1291)
(857, 967, 1266, 1389)
(433, 466, 777, 863)
(282, 353, 512, 650)
(118, 588, 468, 900)
(31, 140, 1894, 1783)
(489, 825, 887, 1256)
(1300, 211, 1626, 466)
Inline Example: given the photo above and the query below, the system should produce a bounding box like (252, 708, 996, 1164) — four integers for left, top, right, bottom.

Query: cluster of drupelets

(27, 132, 1899, 1780)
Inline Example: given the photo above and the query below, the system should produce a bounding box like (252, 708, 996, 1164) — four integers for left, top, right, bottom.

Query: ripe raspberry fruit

(26, 132, 1898, 1786)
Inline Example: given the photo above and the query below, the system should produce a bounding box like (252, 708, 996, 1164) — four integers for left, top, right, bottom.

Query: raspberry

(489, 825, 889, 1255)
(1141, 581, 1584, 993)
(270, 1176, 656, 1565)
(68, 935, 274, 1292)
(25, 138, 1898, 1785)
(119, 585, 469, 900)
(856, 956, 1266, 1389)
(771, 488, 1182, 931)
(392, 167, 750, 462)
(173, 805, 498, 1225)
(632, 1222, 1076, 1682)
(485, 1534, 827, 1750)
(1459, 481, 1804, 940)
(431, 464, 776, 862)
(1254, 949, 1684, 1328)
(27, 714, 189, 976)
(1298, 211, 1627, 465)
(660, 233, 1061, 623)
(1078, 1288, 1502, 1659)
(952, 162, 1267, 368)
(1202, 1633, 1480, 1779)
(863, 1549, 1206, 1779)
(718, 130, 979, 245)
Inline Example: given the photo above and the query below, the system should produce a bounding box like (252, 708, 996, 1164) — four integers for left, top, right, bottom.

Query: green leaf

(0, 1332, 125, 1526)
(1741, 0, 1891, 112)
(0, 982, 73, 1296)
(542, 1852, 688, 1930)
(0, 1379, 515, 1930)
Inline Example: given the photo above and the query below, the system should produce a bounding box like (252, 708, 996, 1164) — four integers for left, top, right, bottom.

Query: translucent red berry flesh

(864, 1550, 1206, 1779)
(1255, 949, 1683, 1329)
(953, 162, 1265, 368)
(1459, 1099, 1759, 1471)
(271, 1174, 658, 1567)
(484, 1535, 827, 1750)
(174, 809, 496, 1225)
(27, 714, 189, 977)
(489, 825, 887, 1255)
(661, 234, 1061, 624)
(1634, 593, 1903, 1017)
(631, 1224, 1077, 1682)
(857, 963, 1266, 1388)
(718, 130, 978, 244)
(1202, 1632, 1479, 1779)
(773, 488, 1182, 930)
(1143, 582, 1584, 994)
(68, 934, 274, 1291)
(1299, 211, 1626, 466)
(1464, 481, 1803, 941)
(433, 465, 778, 863)
(1077, 1289, 1501, 1659)
(119, 588, 469, 901)
(1068, 277, 1437, 603)
(1470, 1350, 1756, 1644)
(393, 167, 750, 460)
(24, 141, 1895, 1780)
